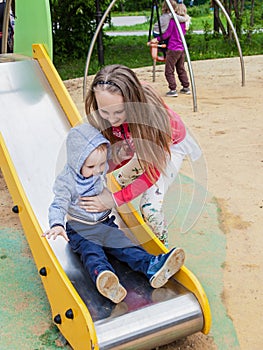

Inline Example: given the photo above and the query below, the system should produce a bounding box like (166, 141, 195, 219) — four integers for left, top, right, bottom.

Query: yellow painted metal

(0, 133, 99, 350)
(32, 44, 82, 127)
(109, 175, 212, 334)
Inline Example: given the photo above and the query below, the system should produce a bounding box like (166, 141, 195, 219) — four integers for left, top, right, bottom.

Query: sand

(1, 55, 262, 349)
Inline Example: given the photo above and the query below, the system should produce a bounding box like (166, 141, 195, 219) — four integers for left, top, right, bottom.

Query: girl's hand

(42, 226, 69, 242)
(79, 188, 115, 212)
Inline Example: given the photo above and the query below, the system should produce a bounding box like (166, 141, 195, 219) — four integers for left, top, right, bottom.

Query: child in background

(43, 123, 185, 304)
(177, 0, 191, 31)
(82, 64, 201, 247)
(153, 0, 190, 38)
(152, 0, 191, 97)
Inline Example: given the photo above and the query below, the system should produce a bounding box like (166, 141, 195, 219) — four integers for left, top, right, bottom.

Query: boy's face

(81, 147, 107, 178)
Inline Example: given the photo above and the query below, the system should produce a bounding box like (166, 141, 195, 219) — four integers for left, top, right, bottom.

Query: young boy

(43, 123, 185, 303)
(153, 0, 190, 38)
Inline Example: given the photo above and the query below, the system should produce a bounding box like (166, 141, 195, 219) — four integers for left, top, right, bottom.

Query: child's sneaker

(166, 90, 178, 97)
(180, 87, 191, 95)
(146, 248, 185, 288)
(96, 270, 127, 303)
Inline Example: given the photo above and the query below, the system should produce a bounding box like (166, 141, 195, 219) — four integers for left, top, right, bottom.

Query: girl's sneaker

(180, 87, 191, 95)
(96, 270, 127, 303)
(146, 248, 185, 288)
(166, 90, 178, 97)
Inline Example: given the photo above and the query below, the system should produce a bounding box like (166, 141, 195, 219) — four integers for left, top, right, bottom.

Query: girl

(152, 0, 190, 59)
(82, 64, 201, 246)
(152, 0, 191, 97)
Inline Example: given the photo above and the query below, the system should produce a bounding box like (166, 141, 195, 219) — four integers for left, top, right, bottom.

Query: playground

(0, 1, 262, 349)
(1, 54, 262, 349)
(66, 54, 263, 350)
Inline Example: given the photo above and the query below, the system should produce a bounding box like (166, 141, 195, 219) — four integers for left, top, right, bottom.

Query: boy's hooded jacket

(49, 123, 110, 229)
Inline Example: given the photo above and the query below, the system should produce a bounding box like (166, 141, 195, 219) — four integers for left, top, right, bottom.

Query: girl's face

(95, 90, 126, 127)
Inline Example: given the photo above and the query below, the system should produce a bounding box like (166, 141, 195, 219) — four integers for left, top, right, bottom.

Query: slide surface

(0, 45, 211, 350)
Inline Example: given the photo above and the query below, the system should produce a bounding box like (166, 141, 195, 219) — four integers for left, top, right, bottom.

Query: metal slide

(0, 44, 211, 350)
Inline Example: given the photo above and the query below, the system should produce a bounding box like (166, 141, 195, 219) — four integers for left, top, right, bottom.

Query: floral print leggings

(116, 145, 187, 247)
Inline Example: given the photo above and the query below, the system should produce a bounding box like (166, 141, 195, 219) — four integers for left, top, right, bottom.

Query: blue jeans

(66, 216, 153, 283)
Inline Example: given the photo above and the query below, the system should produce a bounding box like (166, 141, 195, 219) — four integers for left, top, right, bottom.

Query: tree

(50, 0, 111, 58)
(212, 0, 257, 39)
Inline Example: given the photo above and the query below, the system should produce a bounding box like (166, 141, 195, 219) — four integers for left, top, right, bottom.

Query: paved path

(104, 15, 204, 36)
(104, 15, 149, 36)
(109, 15, 148, 26)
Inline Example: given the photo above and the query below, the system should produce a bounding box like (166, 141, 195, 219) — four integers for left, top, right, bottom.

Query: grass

(54, 8, 263, 81)
(55, 31, 263, 81)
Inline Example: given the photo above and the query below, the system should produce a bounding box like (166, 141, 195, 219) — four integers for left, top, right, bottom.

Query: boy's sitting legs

(96, 270, 127, 303)
(146, 247, 185, 288)
(95, 247, 185, 303)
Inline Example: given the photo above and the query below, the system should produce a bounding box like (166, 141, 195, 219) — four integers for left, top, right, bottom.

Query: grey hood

(67, 123, 110, 176)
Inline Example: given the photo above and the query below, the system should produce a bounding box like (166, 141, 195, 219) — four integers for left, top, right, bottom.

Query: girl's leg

(176, 51, 190, 89)
(165, 50, 180, 91)
(116, 154, 143, 187)
(140, 149, 186, 246)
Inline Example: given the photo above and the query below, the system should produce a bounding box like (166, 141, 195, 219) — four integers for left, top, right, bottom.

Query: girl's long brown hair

(85, 64, 172, 181)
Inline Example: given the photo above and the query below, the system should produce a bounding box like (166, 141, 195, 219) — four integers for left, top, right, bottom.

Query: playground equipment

(146, 0, 245, 87)
(1, 1, 212, 349)
(83, 1, 245, 114)
(83, 0, 198, 111)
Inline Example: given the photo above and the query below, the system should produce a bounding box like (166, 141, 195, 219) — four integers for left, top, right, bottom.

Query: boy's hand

(42, 226, 69, 242)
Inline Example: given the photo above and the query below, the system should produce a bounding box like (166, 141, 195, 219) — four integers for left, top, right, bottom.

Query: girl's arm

(79, 168, 160, 211)
(113, 169, 160, 206)
(176, 14, 187, 22)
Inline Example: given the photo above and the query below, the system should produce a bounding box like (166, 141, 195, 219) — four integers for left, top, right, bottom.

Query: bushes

(50, 0, 110, 59)
(54, 32, 263, 80)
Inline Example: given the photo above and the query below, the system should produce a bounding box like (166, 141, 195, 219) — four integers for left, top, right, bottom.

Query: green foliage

(115, 0, 152, 12)
(52, 2, 263, 80)
(54, 32, 263, 80)
(54, 35, 153, 80)
(188, 2, 211, 17)
(186, 31, 263, 60)
(50, 0, 111, 58)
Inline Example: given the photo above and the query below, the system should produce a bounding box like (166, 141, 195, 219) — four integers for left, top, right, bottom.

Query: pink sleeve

(113, 170, 160, 206)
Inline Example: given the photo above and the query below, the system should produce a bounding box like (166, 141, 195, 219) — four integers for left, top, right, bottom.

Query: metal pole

(83, 0, 118, 100)
(95, 0, 104, 65)
(165, 0, 198, 112)
(213, 0, 220, 32)
(213, 0, 245, 86)
(1, 0, 12, 54)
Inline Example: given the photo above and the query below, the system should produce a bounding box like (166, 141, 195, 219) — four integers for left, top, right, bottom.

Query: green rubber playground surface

(0, 174, 240, 349)
(166, 177, 240, 350)
(0, 228, 69, 350)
